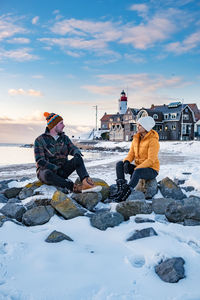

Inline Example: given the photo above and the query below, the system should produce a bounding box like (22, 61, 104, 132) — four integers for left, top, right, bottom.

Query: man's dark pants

(38, 156, 89, 190)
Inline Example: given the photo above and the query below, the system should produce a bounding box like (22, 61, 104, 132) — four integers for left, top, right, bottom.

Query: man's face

(55, 120, 65, 133)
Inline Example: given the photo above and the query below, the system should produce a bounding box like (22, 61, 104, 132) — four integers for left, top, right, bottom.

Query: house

(151, 102, 196, 140)
(109, 113, 124, 141)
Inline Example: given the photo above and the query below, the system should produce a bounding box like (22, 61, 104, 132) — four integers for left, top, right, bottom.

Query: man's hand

(74, 150, 83, 157)
(123, 160, 130, 174)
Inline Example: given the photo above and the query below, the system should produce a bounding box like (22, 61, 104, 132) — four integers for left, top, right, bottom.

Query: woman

(112, 116, 160, 202)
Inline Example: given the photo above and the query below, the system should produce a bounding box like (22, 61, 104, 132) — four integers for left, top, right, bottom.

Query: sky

(0, 0, 200, 143)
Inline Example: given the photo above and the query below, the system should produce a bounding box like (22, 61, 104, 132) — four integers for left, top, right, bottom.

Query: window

(165, 125, 168, 131)
(183, 114, 189, 120)
(130, 123, 137, 131)
(172, 124, 176, 130)
(117, 117, 120, 121)
(110, 118, 113, 121)
(153, 114, 158, 120)
(155, 125, 163, 131)
(171, 113, 176, 119)
(164, 114, 168, 120)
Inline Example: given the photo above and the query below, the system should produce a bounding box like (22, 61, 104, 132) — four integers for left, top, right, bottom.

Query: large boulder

(152, 198, 175, 215)
(159, 177, 185, 200)
(116, 200, 152, 221)
(0, 179, 13, 193)
(135, 178, 158, 199)
(155, 257, 185, 283)
(71, 192, 100, 211)
(0, 203, 26, 222)
(0, 194, 8, 203)
(22, 205, 54, 226)
(18, 181, 43, 200)
(165, 196, 200, 223)
(90, 210, 124, 231)
(51, 191, 86, 219)
(127, 227, 158, 241)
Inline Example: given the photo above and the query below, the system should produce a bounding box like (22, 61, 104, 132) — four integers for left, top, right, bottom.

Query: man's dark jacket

(34, 128, 79, 174)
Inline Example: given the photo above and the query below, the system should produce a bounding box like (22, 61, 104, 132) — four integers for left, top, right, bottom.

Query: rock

(182, 186, 195, 192)
(7, 198, 21, 204)
(109, 184, 118, 199)
(18, 181, 43, 200)
(72, 192, 100, 211)
(135, 217, 155, 223)
(116, 200, 152, 221)
(174, 178, 185, 185)
(159, 177, 185, 200)
(22, 205, 54, 226)
(76, 177, 109, 201)
(25, 198, 51, 210)
(0, 194, 8, 203)
(0, 179, 13, 192)
(182, 172, 191, 175)
(0, 215, 9, 227)
(128, 190, 145, 201)
(4, 187, 22, 199)
(165, 197, 200, 223)
(135, 178, 158, 199)
(51, 191, 86, 220)
(0, 203, 26, 222)
(127, 227, 158, 241)
(90, 210, 124, 231)
(152, 198, 175, 215)
(183, 219, 200, 226)
(45, 230, 73, 243)
(155, 257, 185, 283)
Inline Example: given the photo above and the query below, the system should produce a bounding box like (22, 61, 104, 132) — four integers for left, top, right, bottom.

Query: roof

(100, 114, 113, 121)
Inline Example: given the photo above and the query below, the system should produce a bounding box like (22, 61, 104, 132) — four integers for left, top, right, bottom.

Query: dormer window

(164, 114, 168, 120)
(153, 114, 158, 120)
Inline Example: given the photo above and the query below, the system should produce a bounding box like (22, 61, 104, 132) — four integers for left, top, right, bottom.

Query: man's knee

(41, 169, 54, 183)
(73, 155, 84, 168)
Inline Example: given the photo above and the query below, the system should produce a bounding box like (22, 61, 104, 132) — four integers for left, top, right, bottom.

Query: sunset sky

(0, 0, 200, 143)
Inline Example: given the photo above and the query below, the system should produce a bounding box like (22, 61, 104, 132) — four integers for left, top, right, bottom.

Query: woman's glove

(123, 160, 131, 174)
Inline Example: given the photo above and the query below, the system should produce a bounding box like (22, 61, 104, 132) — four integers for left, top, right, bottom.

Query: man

(34, 112, 95, 193)
(111, 116, 160, 202)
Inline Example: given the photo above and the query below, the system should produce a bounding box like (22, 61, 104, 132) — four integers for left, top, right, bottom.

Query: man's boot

(115, 183, 131, 202)
(81, 177, 102, 193)
(109, 179, 127, 199)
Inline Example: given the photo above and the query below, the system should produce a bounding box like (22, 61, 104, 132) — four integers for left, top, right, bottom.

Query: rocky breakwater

(0, 175, 199, 283)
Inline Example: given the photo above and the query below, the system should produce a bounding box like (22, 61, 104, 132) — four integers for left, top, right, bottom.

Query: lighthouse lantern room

(118, 90, 127, 114)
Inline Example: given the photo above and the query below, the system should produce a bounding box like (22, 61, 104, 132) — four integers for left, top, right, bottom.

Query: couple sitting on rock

(34, 112, 160, 202)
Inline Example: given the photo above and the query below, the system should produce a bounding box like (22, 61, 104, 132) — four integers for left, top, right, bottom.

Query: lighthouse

(118, 90, 127, 114)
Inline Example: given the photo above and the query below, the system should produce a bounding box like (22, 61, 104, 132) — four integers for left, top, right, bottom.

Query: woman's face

(137, 123, 147, 134)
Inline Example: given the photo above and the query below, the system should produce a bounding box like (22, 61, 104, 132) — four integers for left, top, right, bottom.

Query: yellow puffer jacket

(124, 129, 160, 172)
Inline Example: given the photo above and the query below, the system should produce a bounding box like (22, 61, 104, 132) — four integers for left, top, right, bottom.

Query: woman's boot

(109, 179, 127, 199)
(115, 183, 131, 202)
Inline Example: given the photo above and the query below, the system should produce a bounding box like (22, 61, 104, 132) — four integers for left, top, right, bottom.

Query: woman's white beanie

(137, 116, 155, 132)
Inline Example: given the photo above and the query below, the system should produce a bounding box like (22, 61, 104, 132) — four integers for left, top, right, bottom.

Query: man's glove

(123, 160, 131, 174)
(74, 150, 83, 157)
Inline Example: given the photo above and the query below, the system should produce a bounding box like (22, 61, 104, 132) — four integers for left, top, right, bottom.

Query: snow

(1, 141, 200, 299)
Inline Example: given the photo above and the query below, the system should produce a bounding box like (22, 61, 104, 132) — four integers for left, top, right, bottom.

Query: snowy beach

(1, 141, 200, 300)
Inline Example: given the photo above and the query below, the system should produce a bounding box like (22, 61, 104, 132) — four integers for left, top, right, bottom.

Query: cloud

(129, 4, 149, 18)
(32, 74, 44, 79)
(7, 37, 30, 44)
(0, 48, 38, 61)
(82, 85, 117, 95)
(124, 53, 146, 63)
(0, 14, 26, 40)
(166, 30, 200, 54)
(120, 16, 176, 49)
(32, 16, 39, 25)
(8, 88, 43, 97)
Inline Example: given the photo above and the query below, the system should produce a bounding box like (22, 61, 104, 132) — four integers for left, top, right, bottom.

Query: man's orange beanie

(44, 112, 63, 130)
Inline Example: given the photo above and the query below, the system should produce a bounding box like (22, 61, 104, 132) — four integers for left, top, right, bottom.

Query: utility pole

(180, 99, 184, 141)
(93, 105, 98, 131)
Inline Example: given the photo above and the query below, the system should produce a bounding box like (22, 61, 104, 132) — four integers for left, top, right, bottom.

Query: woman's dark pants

(116, 161, 158, 189)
